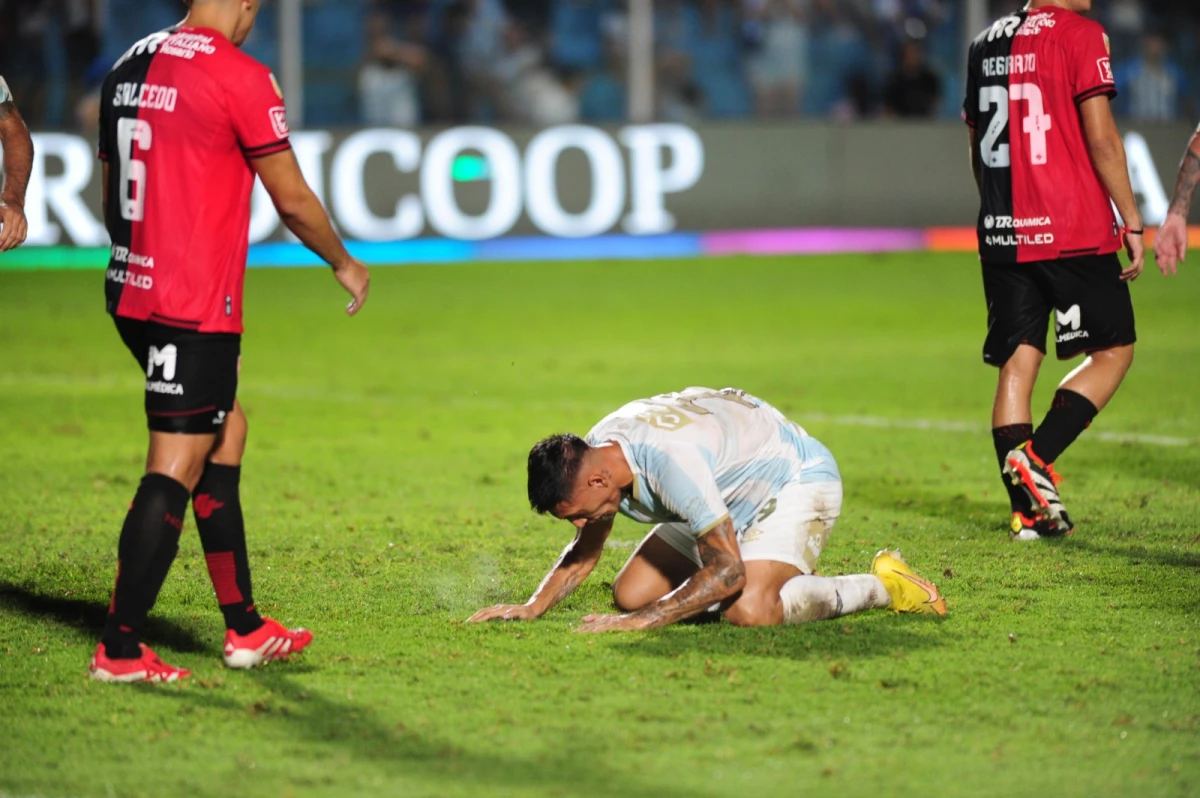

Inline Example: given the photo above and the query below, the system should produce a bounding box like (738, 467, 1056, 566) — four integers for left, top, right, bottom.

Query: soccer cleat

(89, 643, 191, 683)
(1009, 511, 1065, 541)
(1003, 444, 1074, 535)
(223, 617, 312, 669)
(871, 549, 947, 616)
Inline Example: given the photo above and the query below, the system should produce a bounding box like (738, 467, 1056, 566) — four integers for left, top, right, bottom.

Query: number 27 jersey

(963, 7, 1120, 264)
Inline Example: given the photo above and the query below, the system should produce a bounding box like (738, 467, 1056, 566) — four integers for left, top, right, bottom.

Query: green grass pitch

(1, 253, 1197, 797)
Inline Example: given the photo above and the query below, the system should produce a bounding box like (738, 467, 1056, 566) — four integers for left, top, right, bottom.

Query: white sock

(780, 574, 890, 624)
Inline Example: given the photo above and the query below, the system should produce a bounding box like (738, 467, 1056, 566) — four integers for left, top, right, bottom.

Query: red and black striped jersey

(963, 7, 1121, 264)
(99, 26, 291, 333)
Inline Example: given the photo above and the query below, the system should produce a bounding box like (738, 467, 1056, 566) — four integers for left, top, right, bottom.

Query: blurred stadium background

(2, 0, 1200, 268)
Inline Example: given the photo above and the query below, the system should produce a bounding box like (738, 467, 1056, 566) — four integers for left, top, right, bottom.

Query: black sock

(193, 464, 263, 636)
(1031, 389, 1099, 465)
(992, 423, 1034, 512)
(102, 474, 190, 659)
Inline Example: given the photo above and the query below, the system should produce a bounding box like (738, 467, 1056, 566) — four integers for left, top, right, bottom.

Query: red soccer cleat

(223, 617, 313, 669)
(89, 643, 191, 683)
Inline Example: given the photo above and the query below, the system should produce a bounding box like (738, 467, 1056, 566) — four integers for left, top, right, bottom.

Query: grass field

(1, 253, 1197, 798)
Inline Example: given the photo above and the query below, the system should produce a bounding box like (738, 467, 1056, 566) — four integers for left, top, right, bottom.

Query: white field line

(2, 373, 1195, 447)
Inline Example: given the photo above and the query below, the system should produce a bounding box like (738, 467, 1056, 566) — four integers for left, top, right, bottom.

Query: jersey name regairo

(99, 26, 292, 333)
(585, 387, 840, 538)
(964, 6, 1121, 264)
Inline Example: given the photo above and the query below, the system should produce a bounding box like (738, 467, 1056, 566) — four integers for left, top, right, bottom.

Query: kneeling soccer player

(468, 387, 946, 632)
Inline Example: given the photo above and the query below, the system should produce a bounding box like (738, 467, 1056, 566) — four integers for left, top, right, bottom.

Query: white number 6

(117, 118, 153, 222)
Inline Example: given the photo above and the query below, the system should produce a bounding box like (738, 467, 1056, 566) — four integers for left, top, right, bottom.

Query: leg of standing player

(1004, 255, 1137, 535)
(193, 399, 263, 636)
(193, 396, 314, 669)
(96, 429, 215, 681)
(980, 261, 1058, 537)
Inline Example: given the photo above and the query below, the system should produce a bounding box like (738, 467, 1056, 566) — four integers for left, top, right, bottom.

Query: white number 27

(979, 83, 1052, 168)
(117, 117, 153, 222)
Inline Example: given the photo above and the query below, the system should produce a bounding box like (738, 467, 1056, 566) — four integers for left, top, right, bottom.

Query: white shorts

(648, 480, 843, 574)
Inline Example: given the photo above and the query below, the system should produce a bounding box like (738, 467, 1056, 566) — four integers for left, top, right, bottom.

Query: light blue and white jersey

(0, 76, 11, 104)
(586, 387, 840, 538)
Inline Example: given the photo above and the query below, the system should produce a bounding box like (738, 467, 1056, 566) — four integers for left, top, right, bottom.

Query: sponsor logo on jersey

(1097, 58, 1114, 84)
(981, 54, 1037, 77)
(111, 246, 155, 268)
(1017, 13, 1056, 37)
(985, 233, 1056, 247)
(112, 82, 178, 112)
(1055, 304, 1089, 343)
(106, 267, 154, 290)
(160, 31, 217, 60)
(269, 106, 290, 139)
(984, 216, 1053, 231)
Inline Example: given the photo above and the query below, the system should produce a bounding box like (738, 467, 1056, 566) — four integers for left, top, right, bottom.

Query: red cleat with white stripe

(89, 643, 191, 683)
(223, 617, 312, 669)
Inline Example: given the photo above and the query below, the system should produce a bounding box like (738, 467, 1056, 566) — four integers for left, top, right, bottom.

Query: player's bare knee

(724, 592, 782, 627)
(210, 404, 248, 466)
(611, 576, 650, 612)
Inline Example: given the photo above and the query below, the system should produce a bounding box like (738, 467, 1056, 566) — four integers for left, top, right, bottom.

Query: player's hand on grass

(334, 257, 370, 315)
(1152, 214, 1186, 276)
(575, 613, 644, 633)
(0, 201, 28, 252)
(467, 604, 539, 623)
(1120, 228, 1145, 282)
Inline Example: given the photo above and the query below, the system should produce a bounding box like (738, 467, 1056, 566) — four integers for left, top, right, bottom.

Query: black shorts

(113, 316, 240, 434)
(981, 253, 1136, 367)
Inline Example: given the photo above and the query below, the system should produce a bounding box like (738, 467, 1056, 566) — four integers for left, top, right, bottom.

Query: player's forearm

(1088, 136, 1143, 230)
(275, 190, 353, 270)
(623, 519, 746, 630)
(1166, 133, 1200, 220)
(525, 551, 599, 615)
(524, 521, 610, 615)
(0, 105, 33, 208)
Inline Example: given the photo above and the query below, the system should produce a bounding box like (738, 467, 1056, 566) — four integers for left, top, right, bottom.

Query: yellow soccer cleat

(871, 549, 947, 616)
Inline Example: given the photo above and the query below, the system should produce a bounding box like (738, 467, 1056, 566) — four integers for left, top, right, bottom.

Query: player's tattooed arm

(1166, 136, 1200, 219)
(0, 99, 33, 252)
(466, 517, 612, 622)
(577, 517, 745, 633)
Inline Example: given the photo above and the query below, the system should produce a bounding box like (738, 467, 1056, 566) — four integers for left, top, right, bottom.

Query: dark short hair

(527, 433, 591, 514)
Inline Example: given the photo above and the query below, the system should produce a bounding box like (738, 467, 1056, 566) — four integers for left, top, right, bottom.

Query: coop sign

(21, 124, 706, 245)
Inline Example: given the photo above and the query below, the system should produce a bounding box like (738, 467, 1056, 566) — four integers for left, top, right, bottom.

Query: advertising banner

(12, 122, 1200, 252)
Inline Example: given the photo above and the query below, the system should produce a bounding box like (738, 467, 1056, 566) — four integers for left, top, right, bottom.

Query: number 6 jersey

(963, 6, 1121, 264)
(99, 26, 291, 333)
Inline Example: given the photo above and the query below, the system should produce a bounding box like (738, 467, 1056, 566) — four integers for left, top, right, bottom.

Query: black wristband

(1125, 229, 1144, 236)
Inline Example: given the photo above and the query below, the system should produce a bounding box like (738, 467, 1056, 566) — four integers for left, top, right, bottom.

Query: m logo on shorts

(1055, 305, 1081, 331)
(1055, 305, 1089, 343)
(147, 344, 178, 381)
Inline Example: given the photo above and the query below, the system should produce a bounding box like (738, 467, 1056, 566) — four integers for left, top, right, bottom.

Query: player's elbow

(271, 189, 314, 226)
(1084, 132, 1125, 166)
(716, 558, 747, 599)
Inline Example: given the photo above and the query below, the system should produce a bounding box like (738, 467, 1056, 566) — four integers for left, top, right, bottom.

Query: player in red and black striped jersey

(964, 0, 1172, 540)
(90, 0, 370, 683)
